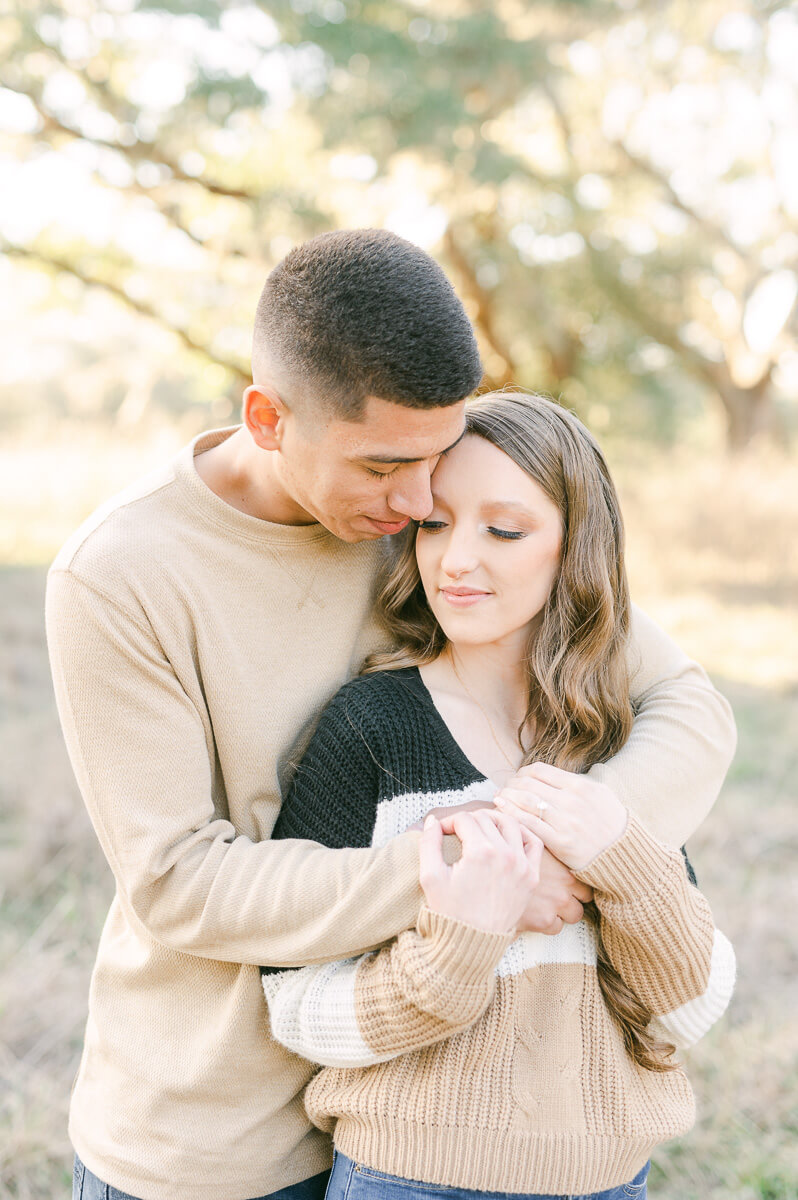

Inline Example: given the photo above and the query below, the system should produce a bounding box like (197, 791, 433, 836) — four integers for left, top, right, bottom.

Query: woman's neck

(445, 641, 530, 727)
(419, 641, 532, 787)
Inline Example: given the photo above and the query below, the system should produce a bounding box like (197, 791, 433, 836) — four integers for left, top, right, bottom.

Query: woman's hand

(493, 762, 628, 872)
(419, 808, 544, 934)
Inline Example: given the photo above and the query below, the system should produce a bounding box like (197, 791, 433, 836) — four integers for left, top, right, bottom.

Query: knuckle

(419, 863, 441, 888)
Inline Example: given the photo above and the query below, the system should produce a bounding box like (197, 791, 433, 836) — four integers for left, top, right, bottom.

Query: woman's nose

(439, 528, 479, 578)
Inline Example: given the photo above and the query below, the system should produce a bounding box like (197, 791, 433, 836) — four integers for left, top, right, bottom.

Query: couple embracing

(48, 229, 736, 1200)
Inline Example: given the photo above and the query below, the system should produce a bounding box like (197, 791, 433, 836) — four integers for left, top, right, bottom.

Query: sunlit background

(1, 2, 796, 1198)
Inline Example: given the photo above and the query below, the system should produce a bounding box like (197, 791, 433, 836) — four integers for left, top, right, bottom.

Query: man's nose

(387, 466, 434, 521)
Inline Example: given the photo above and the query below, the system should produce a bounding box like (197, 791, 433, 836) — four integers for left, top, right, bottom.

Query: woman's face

(415, 434, 563, 655)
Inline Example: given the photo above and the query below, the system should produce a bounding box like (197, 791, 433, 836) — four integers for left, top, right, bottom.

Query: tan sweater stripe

(354, 907, 514, 1059)
(580, 813, 717, 1013)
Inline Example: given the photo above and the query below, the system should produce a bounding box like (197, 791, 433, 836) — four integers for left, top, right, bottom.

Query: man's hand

(408, 797, 494, 832)
(515, 847, 593, 935)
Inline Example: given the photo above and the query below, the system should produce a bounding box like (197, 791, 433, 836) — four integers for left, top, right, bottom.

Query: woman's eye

(365, 466, 397, 478)
(417, 520, 447, 532)
(487, 527, 526, 540)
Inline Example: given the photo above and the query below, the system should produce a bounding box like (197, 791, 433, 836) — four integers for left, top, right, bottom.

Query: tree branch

(611, 142, 747, 259)
(443, 226, 515, 387)
(586, 242, 776, 445)
(4, 30, 266, 203)
(4, 81, 265, 202)
(2, 239, 250, 388)
(13, 90, 261, 261)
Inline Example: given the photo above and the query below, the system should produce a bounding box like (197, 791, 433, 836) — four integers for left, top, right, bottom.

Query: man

(47, 229, 735, 1200)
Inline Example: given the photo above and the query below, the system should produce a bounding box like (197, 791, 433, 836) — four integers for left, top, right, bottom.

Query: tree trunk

(717, 378, 776, 452)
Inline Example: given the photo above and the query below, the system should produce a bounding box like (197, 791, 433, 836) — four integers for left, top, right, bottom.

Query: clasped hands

(415, 764, 628, 937)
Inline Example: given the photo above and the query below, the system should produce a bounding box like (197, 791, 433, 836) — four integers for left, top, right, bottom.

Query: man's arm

(587, 604, 736, 846)
(46, 568, 423, 967)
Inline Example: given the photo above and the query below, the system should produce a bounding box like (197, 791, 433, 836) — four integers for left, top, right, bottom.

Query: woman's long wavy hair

(365, 389, 677, 1073)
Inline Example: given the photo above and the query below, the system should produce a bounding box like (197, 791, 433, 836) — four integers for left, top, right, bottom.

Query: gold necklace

(447, 650, 523, 772)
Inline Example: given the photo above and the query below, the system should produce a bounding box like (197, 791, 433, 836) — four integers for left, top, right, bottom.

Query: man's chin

(326, 521, 384, 544)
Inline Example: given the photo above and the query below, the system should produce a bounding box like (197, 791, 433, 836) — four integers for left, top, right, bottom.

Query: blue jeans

(72, 1153, 331, 1200)
(324, 1151, 650, 1200)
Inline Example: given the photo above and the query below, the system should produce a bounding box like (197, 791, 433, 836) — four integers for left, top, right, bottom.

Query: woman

(261, 392, 735, 1200)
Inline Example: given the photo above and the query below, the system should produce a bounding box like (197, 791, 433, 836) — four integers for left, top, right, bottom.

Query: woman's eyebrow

(480, 500, 536, 517)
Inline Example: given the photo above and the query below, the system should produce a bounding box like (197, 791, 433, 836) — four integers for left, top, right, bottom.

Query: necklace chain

(447, 650, 522, 772)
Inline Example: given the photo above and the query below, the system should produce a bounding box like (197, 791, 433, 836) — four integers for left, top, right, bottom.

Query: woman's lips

(440, 587, 491, 607)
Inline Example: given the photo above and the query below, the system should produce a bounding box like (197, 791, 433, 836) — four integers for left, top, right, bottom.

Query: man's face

(276, 395, 467, 543)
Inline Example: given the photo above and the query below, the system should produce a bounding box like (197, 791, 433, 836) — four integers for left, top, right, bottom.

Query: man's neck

(194, 427, 315, 526)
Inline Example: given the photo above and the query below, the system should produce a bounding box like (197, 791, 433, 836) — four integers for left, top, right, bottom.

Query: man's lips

(365, 516, 411, 534)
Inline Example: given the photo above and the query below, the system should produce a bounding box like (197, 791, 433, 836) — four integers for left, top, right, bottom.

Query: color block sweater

(262, 668, 736, 1197)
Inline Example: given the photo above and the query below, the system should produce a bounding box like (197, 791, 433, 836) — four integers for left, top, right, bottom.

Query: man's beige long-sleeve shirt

(46, 427, 736, 1200)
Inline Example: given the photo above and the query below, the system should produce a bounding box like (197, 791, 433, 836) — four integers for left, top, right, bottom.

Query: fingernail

(494, 795, 506, 807)
(424, 814, 436, 829)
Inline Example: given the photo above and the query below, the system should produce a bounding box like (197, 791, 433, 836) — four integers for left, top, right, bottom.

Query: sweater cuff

(575, 809, 681, 902)
(416, 905, 515, 985)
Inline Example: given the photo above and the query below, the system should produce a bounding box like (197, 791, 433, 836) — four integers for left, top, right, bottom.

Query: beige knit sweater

(45, 427, 736, 1200)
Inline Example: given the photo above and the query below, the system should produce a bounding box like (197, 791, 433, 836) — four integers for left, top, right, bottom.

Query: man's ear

(243, 385, 286, 451)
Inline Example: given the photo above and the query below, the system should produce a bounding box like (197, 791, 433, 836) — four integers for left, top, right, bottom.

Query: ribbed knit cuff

(575, 810, 680, 902)
(416, 905, 515, 985)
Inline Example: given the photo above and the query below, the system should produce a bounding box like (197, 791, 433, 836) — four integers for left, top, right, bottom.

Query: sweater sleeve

(587, 604, 737, 847)
(577, 811, 736, 1048)
(46, 568, 424, 967)
(262, 684, 515, 1067)
(263, 906, 514, 1067)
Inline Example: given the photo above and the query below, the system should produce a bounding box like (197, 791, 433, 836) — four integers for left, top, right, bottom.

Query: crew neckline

(176, 426, 335, 548)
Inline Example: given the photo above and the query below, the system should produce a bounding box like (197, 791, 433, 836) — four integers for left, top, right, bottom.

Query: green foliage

(1, 0, 796, 447)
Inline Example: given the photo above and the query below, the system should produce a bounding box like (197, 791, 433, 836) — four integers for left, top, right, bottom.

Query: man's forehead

(361, 427, 467, 464)
(337, 397, 467, 461)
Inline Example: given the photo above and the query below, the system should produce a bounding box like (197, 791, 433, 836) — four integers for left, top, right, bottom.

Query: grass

(0, 429, 796, 1199)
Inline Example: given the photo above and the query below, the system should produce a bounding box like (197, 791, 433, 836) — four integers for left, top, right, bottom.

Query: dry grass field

(1, 430, 796, 1199)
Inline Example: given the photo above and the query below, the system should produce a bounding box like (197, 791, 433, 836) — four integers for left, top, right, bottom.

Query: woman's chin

(440, 626, 497, 650)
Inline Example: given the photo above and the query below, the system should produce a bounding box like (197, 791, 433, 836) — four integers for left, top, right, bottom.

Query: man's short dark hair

(253, 228, 483, 419)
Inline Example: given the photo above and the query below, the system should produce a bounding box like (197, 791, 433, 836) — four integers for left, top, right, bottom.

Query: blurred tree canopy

(1, 0, 797, 448)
